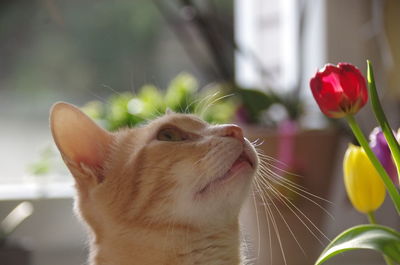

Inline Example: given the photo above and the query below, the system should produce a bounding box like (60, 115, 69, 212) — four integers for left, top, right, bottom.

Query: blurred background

(0, 0, 399, 265)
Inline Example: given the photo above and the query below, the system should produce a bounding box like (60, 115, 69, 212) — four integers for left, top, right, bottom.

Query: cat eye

(157, 127, 187, 142)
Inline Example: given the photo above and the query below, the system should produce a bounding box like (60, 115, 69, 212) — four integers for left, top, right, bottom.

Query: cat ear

(50, 102, 113, 184)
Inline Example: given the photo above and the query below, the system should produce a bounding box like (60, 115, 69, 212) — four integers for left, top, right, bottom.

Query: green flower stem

(367, 212, 377, 224)
(383, 255, 395, 265)
(367, 60, 400, 185)
(346, 115, 400, 215)
(366, 212, 395, 265)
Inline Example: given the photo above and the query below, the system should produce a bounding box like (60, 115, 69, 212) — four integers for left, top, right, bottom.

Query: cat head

(50, 102, 258, 233)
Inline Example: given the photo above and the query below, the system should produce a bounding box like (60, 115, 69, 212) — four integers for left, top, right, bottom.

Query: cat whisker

(261, 162, 304, 179)
(257, 163, 334, 216)
(184, 97, 198, 114)
(257, 155, 333, 205)
(101, 84, 124, 97)
(257, 160, 297, 180)
(257, 175, 330, 246)
(255, 151, 293, 168)
(88, 92, 107, 104)
(250, 139, 265, 148)
(250, 139, 260, 145)
(260, 166, 306, 191)
(251, 189, 261, 260)
(199, 93, 235, 119)
(268, 174, 335, 215)
(253, 182, 274, 265)
(252, 151, 334, 264)
(153, 109, 165, 118)
(254, 181, 287, 265)
(257, 179, 334, 233)
(194, 91, 219, 116)
(256, 178, 306, 256)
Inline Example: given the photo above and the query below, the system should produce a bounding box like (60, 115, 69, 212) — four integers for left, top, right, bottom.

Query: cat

(50, 102, 258, 265)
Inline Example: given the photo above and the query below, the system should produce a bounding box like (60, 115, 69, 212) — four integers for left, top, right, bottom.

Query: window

(235, 0, 327, 127)
(235, 0, 300, 92)
(0, 0, 233, 192)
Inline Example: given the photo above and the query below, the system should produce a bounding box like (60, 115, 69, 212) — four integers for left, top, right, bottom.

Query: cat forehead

(152, 113, 208, 131)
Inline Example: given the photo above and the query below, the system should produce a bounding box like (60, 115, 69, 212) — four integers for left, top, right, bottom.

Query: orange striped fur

(50, 102, 258, 265)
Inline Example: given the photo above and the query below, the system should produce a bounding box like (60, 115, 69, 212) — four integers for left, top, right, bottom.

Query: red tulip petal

(310, 62, 368, 118)
(338, 63, 368, 105)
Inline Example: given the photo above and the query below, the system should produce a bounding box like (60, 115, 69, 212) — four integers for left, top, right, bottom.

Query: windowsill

(0, 181, 75, 200)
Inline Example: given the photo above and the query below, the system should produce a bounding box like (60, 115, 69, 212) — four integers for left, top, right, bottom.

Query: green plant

(80, 72, 237, 131)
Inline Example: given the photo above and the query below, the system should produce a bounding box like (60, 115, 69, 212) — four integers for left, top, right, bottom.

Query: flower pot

(241, 127, 341, 265)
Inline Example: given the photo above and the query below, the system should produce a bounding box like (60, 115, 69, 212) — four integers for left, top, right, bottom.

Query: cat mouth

(197, 151, 254, 195)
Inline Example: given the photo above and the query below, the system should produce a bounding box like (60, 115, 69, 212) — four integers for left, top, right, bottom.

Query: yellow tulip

(343, 144, 386, 214)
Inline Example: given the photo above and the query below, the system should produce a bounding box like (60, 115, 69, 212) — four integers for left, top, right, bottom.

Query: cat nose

(220, 124, 244, 142)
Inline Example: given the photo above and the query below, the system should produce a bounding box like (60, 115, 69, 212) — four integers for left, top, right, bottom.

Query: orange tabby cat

(50, 102, 258, 265)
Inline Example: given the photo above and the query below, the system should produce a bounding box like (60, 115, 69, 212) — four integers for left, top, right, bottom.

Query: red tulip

(310, 63, 368, 118)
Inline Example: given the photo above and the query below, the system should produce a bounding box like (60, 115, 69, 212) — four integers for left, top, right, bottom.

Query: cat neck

(88, 220, 242, 265)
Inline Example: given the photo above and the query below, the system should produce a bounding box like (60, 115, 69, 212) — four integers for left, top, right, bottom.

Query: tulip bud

(343, 144, 386, 214)
(369, 127, 399, 186)
(310, 63, 368, 118)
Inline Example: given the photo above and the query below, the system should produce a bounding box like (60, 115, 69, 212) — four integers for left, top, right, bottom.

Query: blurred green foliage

(236, 88, 304, 124)
(81, 72, 236, 131)
(28, 147, 55, 176)
(28, 72, 236, 177)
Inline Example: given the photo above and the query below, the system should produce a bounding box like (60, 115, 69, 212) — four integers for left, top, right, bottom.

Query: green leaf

(316, 224, 400, 265)
(202, 100, 235, 124)
(165, 72, 198, 111)
(367, 60, 400, 187)
(81, 100, 105, 120)
(138, 84, 165, 115)
(105, 92, 136, 130)
(235, 87, 277, 123)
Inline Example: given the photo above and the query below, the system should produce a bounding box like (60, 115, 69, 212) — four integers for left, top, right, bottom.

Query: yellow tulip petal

(343, 144, 386, 214)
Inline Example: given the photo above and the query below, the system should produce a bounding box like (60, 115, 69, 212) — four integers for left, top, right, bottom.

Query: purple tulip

(369, 127, 399, 186)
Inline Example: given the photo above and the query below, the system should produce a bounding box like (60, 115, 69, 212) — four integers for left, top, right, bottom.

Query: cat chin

(197, 158, 252, 195)
(195, 145, 257, 197)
